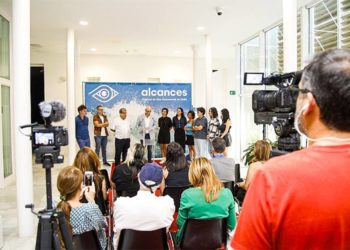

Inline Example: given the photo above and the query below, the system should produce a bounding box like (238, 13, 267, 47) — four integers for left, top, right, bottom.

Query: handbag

(223, 133, 232, 147)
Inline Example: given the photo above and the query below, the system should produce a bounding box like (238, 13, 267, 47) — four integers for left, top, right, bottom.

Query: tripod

(26, 154, 73, 250)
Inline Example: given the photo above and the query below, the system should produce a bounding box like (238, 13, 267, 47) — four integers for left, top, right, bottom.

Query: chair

(73, 230, 102, 250)
(163, 186, 191, 212)
(223, 181, 235, 197)
(235, 163, 243, 182)
(117, 228, 169, 250)
(179, 218, 227, 250)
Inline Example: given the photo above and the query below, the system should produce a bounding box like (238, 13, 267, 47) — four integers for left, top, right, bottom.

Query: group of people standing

(75, 104, 232, 165)
(158, 106, 232, 159)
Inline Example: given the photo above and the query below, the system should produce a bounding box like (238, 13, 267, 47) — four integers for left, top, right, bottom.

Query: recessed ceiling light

(197, 26, 205, 31)
(90, 48, 96, 52)
(80, 21, 89, 26)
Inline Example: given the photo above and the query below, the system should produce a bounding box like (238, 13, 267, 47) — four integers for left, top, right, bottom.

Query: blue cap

(139, 163, 163, 187)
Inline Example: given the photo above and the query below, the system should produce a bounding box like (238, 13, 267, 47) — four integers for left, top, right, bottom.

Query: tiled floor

(0, 152, 67, 250)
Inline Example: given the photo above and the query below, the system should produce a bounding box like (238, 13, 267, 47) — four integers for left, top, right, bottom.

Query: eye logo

(88, 85, 119, 103)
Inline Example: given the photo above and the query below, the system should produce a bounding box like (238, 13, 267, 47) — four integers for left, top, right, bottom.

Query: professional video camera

(244, 71, 303, 152)
(21, 101, 72, 250)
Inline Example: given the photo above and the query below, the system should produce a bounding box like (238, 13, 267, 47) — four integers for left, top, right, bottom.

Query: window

(340, 0, 350, 48)
(310, 0, 338, 53)
(2, 85, 12, 177)
(265, 24, 284, 75)
(0, 15, 10, 79)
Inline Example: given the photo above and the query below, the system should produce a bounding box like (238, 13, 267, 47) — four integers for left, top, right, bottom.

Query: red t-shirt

(232, 144, 350, 250)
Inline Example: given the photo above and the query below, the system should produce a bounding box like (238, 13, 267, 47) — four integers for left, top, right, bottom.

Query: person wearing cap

(113, 163, 175, 249)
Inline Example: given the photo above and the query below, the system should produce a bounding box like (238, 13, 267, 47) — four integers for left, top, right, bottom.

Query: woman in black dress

(173, 107, 187, 151)
(219, 108, 232, 147)
(158, 108, 172, 157)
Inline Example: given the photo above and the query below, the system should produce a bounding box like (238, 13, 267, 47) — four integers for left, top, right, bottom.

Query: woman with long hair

(158, 108, 173, 158)
(112, 143, 147, 197)
(238, 140, 271, 190)
(164, 142, 190, 187)
(176, 157, 236, 242)
(184, 110, 196, 159)
(57, 166, 107, 249)
(219, 108, 232, 147)
(173, 107, 187, 151)
(73, 147, 107, 215)
(208, 107, 220, 154)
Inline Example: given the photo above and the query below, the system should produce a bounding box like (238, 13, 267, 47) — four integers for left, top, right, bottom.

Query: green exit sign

(229, 90, 236, 96)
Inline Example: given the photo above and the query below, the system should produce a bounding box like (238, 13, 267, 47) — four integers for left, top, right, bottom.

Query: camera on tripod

(244, 71, 303, 152)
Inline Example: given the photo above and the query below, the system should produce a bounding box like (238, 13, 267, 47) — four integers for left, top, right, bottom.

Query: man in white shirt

(112, 108, 131, 165)
(136, 106, 157, 162)
(113, 163, 175, 249)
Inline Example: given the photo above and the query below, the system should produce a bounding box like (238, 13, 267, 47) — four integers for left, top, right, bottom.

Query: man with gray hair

(113, 163, 175, 248)
(210, 137, 235, 182)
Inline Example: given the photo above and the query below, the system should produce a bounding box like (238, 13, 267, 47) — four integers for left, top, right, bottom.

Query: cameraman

(232, 49, 350, 249)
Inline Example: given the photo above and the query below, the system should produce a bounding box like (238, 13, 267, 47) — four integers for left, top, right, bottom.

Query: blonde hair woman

(176, 157, 236, 242)
(238, 140, 271, 190)
(74, 147, 107, 214)
(57, 166, 107, 249)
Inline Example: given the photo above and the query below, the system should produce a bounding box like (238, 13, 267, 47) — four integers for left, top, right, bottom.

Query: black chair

(117, 228, 169, 250)
(179, 218, 227, 250)
(235, 163, 243, 182)
(223, 181, 235, 197)
(73, 230, 102, 250)
(163, 186, 191, 212)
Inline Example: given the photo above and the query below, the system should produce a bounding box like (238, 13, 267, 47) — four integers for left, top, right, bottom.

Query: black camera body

(32, 125, 68, 148)
(250, 71, 302, 152)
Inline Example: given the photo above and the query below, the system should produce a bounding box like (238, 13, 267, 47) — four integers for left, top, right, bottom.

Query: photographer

(232, 49, 350, 249)
(57, 166, 107, 249)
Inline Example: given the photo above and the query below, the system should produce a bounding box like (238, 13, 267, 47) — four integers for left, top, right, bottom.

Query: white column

(191, 44, 197, 107)
(67, 29, 76, 165)
(13, 0, 35, 237)
(283, 0, 298, 72)
(205, 35, 212, 109)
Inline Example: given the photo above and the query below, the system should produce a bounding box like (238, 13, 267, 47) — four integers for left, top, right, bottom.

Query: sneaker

(103, 162, 111, 166)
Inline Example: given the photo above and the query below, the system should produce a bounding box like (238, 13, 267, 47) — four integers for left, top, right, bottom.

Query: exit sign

(229, 90, 236, 95)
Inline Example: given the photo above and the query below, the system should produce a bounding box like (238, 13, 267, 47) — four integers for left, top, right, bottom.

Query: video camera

(244, 71, 303, 151)
(21, 101, 68, 163)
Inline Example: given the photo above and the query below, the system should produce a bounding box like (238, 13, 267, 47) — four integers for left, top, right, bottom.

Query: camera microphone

(19, 122, 38, 129)
(39, 100, 66, 124)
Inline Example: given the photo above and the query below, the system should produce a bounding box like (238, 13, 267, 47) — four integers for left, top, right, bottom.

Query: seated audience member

(74, 147, 107, 215)
(176, 157, 236, 242)
(112, 143, 147, 197)
(210, 137, 235, 182)
(57, 166, 107, 249)
(164, 142, 191, 187)
(238, 140, 271, 190)
(113, 163, 175, 248)
(231, 49, 350, 249)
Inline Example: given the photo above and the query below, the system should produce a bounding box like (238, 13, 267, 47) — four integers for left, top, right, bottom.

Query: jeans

(115, 138, 130, 165)
(194, 138, 210, 158)
(77, 138, 90, 149)
(95, 136, 108, 163)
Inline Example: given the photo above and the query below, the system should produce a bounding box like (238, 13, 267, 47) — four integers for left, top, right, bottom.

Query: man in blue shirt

(193, 107, 210, 158)
(75, 104, 90, 148)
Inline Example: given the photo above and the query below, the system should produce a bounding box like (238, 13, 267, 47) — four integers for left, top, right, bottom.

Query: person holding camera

(93, 105, 110, 166)
(57, 166, 107, 250)
(74, 147, 108, 215)
(232, 49, 350, 249)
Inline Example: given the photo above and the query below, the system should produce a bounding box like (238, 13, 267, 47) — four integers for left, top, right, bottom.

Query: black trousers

(140, 139, 153, 163)
(115, 138, 130, 165)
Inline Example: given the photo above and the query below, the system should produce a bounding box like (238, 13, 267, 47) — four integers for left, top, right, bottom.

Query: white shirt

(144, 116, 151, 133)
(113, 190, 175, 249)
(99, 115, 106, 136)
(113, 117, 130, 139)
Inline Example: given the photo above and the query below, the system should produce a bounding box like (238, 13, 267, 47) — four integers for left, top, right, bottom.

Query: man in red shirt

(232, 49, 350, 249)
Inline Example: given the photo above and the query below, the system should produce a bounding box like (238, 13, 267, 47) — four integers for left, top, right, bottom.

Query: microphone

(39, 100, 66, 123)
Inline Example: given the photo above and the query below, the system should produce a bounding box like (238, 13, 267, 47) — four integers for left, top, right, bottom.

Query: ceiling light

(80, 21, 89, 26)
(90, 48, 96, 52)
(197, 26, 205, 31)
(174, 50, 181, 54)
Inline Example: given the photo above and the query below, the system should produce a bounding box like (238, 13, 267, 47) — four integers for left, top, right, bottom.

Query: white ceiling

(1, 0, 311, 57)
